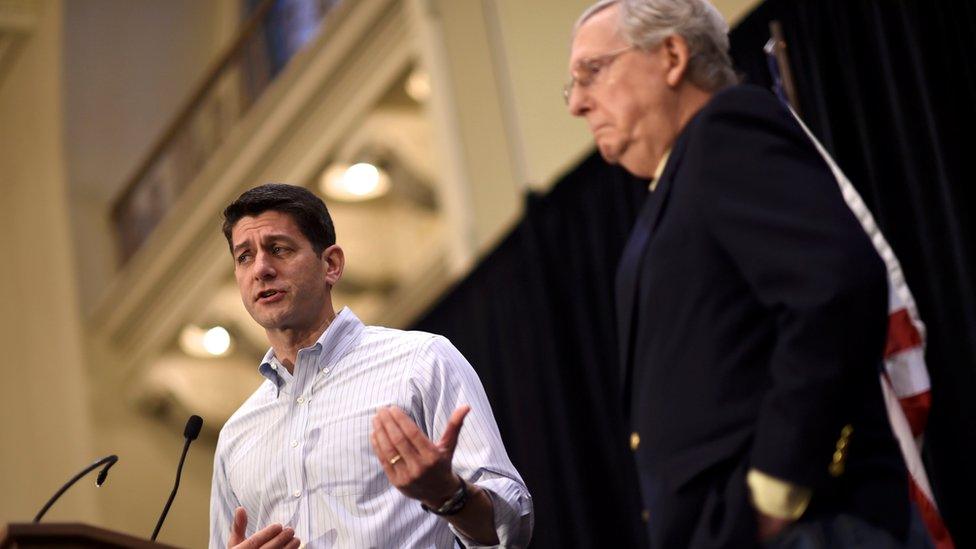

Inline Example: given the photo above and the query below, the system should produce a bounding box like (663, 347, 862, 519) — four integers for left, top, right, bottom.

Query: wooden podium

(0, 523, 183, 548)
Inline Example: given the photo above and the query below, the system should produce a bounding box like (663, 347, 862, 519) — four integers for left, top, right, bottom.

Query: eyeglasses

(563, 45, 636, 104)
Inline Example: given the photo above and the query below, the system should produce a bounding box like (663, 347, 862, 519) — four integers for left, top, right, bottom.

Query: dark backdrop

(731, 2, 976, 546)
(412, 1, 975, 546)
(416, 157, 651, 547)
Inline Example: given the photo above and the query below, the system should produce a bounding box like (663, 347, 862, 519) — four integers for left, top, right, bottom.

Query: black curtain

(413, 1, 976, 546)
(415, 157, 650, 547)
(732, 2, 976, 546)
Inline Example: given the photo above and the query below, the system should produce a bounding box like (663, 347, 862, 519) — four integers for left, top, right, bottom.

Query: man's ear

(321, 244, 344, 288)
(662, 35, 691, 87)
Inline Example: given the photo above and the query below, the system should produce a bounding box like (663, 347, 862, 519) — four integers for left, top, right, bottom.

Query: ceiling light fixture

(203, 326, 231, 356)
(179, 325, 233, 358)
(406, 69, 431, 103)
(320, 162, 390, 201)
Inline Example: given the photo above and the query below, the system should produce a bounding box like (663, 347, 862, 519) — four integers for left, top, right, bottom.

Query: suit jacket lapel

(615, 148, 685, 405)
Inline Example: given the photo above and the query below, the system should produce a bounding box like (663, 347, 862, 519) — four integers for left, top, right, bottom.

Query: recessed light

(406, 69, 431, 103)
(179, 325, 233, 358)
(320, 162, 390, 201)
(203, 326, 231, 356)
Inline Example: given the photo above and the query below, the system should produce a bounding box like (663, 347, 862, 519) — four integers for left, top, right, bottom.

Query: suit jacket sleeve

(686, 87, 889, 488)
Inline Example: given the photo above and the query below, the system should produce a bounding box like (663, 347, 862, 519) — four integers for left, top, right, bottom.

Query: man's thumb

(229, 506, 248, 546)
(439, 405, 471, 453)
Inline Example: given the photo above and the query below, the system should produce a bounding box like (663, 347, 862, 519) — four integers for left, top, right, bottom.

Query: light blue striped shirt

(209, 308, 533, 548)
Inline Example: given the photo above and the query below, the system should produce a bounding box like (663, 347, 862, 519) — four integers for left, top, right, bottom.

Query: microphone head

(95, 455, 119, 487)
(184, 415, 203, 441)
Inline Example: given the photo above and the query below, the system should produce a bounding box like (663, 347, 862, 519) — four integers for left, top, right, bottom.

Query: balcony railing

(110, 0, 341, 264)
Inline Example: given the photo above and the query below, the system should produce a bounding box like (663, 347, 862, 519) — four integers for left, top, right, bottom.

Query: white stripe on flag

(886, 346, 932, 399)
(881, 375, 938, 507)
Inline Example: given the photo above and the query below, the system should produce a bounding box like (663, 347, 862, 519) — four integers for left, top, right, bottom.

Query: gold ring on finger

(389, 454, 402, 465)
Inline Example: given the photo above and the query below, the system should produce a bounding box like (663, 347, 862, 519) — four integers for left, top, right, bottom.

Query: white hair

(574, 0, 738, 91)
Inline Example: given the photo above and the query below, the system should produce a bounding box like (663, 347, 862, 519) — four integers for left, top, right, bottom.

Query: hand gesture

(227, 506, 301, 549)
(369, 405, 470, 507)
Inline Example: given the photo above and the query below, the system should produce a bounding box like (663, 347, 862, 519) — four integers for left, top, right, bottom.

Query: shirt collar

(648, 149, 672, 192)
(257, 307, 365, 391)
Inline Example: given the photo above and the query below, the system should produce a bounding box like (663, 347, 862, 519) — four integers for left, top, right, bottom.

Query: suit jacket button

(641, 509, 650, 523)
(829, 460, 845, 477)
(630, 432, 640, 451)
(829, 424, 853, 477)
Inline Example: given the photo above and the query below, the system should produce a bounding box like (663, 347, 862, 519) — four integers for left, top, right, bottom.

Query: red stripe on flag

(886, 308, 923, 357)
(900, 391, 932, 437)
(909, 476, 955, 549)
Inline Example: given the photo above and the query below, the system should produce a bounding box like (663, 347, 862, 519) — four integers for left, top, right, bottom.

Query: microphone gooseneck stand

(151, 415, 203, 542)
(33, 455, 119, 523)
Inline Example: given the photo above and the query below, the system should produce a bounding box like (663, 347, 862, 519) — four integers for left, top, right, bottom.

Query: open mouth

(256, 289, 284, 302)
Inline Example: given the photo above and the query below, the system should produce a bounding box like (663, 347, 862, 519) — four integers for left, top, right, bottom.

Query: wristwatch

(421, 476, 469, 516)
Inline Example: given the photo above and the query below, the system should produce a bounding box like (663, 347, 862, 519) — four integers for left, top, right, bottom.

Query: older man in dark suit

(567, 1, 919, 547)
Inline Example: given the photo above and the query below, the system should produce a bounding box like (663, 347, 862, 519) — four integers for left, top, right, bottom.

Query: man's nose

(253, 252, 276, 279)
(567, 85, 590, 117)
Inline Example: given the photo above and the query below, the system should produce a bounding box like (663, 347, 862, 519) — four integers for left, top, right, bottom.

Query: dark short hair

(221, 183, 336, 255)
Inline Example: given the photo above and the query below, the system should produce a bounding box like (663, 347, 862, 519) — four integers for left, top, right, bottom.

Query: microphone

(151, 415, 203, 541)
(33, 455, 119, 522)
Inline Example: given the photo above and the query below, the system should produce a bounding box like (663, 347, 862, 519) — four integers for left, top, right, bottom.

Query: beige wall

(0, 0, 97, 525)
(417, 0, 525, 256)
(489, 0, 597, 192)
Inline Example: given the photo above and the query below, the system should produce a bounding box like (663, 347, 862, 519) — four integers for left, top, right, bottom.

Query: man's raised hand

(369, 405, 470, 507)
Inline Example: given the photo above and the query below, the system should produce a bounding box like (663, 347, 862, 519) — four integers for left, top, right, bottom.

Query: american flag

(781, 92, 954, 548)
(763, 37, 953, 546)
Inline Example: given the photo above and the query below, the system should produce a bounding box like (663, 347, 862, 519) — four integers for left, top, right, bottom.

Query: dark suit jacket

(615, 85, 909, 548)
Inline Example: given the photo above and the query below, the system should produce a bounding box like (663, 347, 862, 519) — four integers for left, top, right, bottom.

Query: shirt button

(291, 440, 298, 448)
(293, 490, 301, 498)
(296, 396, 305, 404)
(270, 363, 277, 370)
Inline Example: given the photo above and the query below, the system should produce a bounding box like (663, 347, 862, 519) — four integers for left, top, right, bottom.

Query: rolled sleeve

(413, 335, 534, 547)
(451, 474, 534, 548)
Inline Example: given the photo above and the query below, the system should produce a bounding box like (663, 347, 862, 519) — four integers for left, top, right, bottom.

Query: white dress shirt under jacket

(209, 307, 533, 548)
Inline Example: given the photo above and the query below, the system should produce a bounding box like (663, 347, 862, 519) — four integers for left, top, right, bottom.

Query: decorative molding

(0, 0, 37, 30)
(0, 0, 38, 82)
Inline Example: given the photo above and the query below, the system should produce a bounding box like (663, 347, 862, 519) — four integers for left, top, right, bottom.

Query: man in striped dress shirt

(209, 183, 532, 548)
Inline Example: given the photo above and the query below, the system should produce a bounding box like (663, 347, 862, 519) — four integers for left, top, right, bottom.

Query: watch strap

(420, 476, 469, 516)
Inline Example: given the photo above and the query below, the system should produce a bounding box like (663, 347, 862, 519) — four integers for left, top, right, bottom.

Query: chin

(254, 311, 287, 330)
(619, 152, 656, 179)
(619, 161, 651, 178)
(255, 318, 278, 331)
(597, 142, 623, 166)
